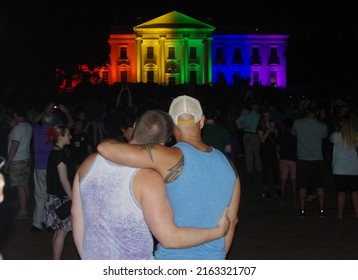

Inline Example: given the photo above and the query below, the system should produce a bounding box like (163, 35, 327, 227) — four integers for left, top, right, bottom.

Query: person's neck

(306, 113, 317, 119)
(177, 135, 212, 152)
(54, 144, 63, 150)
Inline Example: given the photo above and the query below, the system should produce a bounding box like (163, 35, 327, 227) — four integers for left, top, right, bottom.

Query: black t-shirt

(69, 132, 91, 165)
(46, 149, 75, 198)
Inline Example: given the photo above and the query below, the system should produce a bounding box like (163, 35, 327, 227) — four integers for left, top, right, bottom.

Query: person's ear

(199, 115, 205, 129)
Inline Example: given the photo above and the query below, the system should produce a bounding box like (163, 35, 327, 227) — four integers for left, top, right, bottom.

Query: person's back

(235, 103, 262, 173)
(69, 118, 92, 169)
(329, 114, 358, 218)
(202, 104, 232, 154)
(292, 112, 327, 161)
(5, 106, 33, 218)
(202, 123, 231, 153)
(291, 101, 328, 218)
(33, 119, 53, 169)
(9, 118, 32, 161)
(77, 109, 154, 259)
(278, 118, 297, 162)
(97, 95, 241, 260)
(74, 109, 231, 260)
(155, 142, 236, 259)
(31, 110, 53, 231)
(79, 153, 154, 259)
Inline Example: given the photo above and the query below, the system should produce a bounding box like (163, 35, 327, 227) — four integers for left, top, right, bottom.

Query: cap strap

(177, 119, 196, 125)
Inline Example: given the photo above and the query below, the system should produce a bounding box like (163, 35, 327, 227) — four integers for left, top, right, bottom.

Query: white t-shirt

(8, 122, 33, 161)
(330, 131, 358, 175)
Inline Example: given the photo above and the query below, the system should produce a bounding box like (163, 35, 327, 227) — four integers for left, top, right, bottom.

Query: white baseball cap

(169, 95, 203, 125)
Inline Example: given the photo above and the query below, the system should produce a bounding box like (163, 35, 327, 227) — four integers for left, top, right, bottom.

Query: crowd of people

(0, 83, 358, 260)
(233, 93, 358, 219)
(0, 90, 241, 260)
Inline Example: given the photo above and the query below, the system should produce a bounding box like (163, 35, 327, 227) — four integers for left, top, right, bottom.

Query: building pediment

(134, 11, 215, 32)
(107, 11, 287, 87)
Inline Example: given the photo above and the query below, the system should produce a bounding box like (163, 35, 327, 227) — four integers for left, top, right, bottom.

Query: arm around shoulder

(136, 168, 229, 249)
(97, 140, 179, 173)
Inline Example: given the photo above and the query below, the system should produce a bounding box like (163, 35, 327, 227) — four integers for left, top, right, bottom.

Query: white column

(206, 37, 213, 84)
(135, 36, 142, 83)
(183, 36, 189, 84)
(159, 35, 166, 85)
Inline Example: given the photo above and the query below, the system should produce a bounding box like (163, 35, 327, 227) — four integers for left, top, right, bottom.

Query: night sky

(1, 2, 358, 92)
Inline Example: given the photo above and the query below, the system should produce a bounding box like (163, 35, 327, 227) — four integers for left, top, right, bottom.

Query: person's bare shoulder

(135, 168, 164, 190)
(132, 168, 164, 205)
(136, 168, 162, 180)
(78, 153, 97, 180)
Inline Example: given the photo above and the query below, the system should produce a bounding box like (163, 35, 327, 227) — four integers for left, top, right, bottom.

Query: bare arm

(97, 140, 181, 180)
(135, 169, 229, 248)
(224, 159, 241, 254)
(0, 173, 5, 203)
(71, 171, 84, 258)
(59, 104, 74, 129)
(4, 140, 20, 173)
(32, 103, 54, 124)
(57, 163, 72, 199)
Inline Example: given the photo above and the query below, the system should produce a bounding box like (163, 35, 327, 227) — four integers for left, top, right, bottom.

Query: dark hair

(283, 117, 294, 129)
(204, 104, 217, 120)
(12, 106, 28, 119)
(119, 107, 137, 130)
(131, 110, 174, 144)
(306, 101, 318, 114)
(46, 124, 68, 144)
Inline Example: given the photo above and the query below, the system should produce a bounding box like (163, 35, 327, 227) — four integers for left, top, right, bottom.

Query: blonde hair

(340, 115, 358, 150)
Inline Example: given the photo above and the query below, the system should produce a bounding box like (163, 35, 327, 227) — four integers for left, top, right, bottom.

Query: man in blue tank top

(98, 96, 241, 259)
(72, 110, 230, 259)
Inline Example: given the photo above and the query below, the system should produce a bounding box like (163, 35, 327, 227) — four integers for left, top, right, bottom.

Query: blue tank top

(155, 142, 236, 260)
(80, 154, 154, 259)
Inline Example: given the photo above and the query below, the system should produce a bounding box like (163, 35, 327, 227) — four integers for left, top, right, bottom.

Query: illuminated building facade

(107, 11, 288, 88)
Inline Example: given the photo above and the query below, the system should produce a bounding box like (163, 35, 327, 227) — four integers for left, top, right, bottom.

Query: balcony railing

(268, 57, 280, 65)
(232, 58, 244, 65)
(189, 57, 200, 64)
(118, 59, 130, 66)
(214, 57, 226, 65)
(250, 57, 262, 66)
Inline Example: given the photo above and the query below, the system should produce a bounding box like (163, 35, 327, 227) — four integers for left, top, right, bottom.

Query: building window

(166, 61, 177, 73)
(252, 71, 259, 85)
(270, 71, 277, 87)
(120, 71, 127, 82)
(233, 48, 243, 64)
(232, 72, 241, 85)
(251, 47, 262, 65)
(120, 47, 127, 59)
(190, 47, 196, 59)
(101, 70, 109, 82)
(147, 71, 154, 83)
(168, 77, 176, 86)
(217, 71, 227, 85)
(168, 47, 175, 59)
(190, 71, 196, 84)
(268, 47, 280, 64)
(147, 47, 154, 59)
(214, 47, 225, 64)
(252, 47, 259, 58)
(216, 48, 223, 59)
